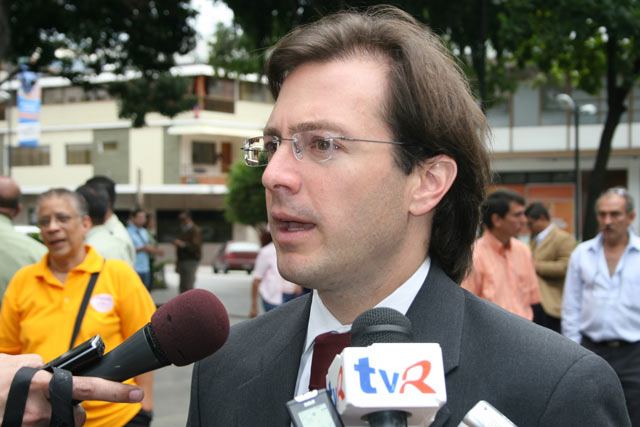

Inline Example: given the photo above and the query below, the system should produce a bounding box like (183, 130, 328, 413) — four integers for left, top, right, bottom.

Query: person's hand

(1, 353, 143, 427)
(249, 306, 258, 318)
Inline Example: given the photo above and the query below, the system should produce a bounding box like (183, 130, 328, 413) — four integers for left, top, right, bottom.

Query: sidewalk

(148, 264, 253, 427)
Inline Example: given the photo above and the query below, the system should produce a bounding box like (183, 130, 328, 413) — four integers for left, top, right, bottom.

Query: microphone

(458, 401, 517, 427)
(75, 289, 230, 382)
(350, 308, 413, 427)
(326, 307, 446, 426)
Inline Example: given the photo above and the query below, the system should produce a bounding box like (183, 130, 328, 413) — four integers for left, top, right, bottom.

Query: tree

(208, 22, 262, 78)
(415, 0, 519, 111)
(1, 0, 199, 126)
(499, 0, 640, 239)
(224, 161, 267, 231)
(219, 0, 384, 72)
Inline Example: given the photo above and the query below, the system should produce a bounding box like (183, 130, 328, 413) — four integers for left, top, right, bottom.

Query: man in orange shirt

(462, 189, 540, 320)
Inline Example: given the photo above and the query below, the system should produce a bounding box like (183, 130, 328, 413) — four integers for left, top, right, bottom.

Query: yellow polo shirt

(0, 245, 156, 426)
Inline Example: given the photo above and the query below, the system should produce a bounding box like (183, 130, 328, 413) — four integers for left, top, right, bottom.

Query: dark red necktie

(308, 331, 351, 390)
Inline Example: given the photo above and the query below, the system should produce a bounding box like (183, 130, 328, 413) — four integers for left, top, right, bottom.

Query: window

(66, 143, 92, 165)
(100, 141, 118, 152)
(192, 141, 217, 165)
(11, 145, 50, 166)
(207, 78, 234, 99)
(239, 81, 273, 103)
(42, 85, 112, 104)
(204, 78, 235, 113)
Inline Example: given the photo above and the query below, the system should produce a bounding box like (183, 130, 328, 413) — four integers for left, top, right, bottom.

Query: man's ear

(12, 203, 22, 219)
(81, 215, 92, 235)
(408, 154, 457, 216)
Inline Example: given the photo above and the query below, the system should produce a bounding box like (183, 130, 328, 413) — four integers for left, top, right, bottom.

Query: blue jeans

(137, 271, 151, 290)
(262, 300, 278, 312)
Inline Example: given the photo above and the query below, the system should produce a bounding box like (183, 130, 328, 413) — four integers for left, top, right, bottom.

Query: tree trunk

(582, 34, 632, 240)
(582, 96, 626, 240)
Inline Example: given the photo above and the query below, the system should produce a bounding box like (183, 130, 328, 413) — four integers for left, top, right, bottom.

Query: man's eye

(57, 215, 72, 223)
(310, 137, 332, 152)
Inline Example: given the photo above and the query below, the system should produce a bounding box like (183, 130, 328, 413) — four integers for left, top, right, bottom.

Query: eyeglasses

(36, 213, 77, 228)
(241, 130, 410, 167)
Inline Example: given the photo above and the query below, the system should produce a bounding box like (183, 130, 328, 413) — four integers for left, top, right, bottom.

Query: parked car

(212, 241, 261, 274)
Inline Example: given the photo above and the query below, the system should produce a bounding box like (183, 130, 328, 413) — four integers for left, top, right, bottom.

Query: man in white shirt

(85, 176, 136, 266)
(563, 187, 640, 424)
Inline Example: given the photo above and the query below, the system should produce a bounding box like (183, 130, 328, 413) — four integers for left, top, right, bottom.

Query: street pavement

(149, 264, 256, 427)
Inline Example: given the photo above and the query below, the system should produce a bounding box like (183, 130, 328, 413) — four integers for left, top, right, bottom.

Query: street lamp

(556, 93, 596, 240)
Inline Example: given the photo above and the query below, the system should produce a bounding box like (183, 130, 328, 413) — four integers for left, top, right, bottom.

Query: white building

(1, 64, 639, 261)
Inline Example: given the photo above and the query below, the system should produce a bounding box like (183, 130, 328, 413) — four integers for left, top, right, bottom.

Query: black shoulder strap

(69, 261, 104, 350)
(2, 366, 38, 427)
(49, 367, 74, 427)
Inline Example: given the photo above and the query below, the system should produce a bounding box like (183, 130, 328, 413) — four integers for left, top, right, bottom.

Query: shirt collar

(536, 223, 555, 245)
(587, 228, 640, 252)
(303, 257, 431, 354)
(484, 231, 512, 254)
(36, 245, 103, 286)
(0, 214, 12, 229)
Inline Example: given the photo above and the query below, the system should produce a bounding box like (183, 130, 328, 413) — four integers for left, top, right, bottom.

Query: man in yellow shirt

(0, 188, 156, 426)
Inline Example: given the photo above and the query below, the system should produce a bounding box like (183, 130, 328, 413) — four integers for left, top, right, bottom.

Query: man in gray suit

(188, 6, 629, 426)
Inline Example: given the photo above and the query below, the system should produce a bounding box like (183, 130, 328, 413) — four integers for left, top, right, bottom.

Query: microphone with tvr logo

(325, 307, 447, 427)
(350, 307, 413, 427)
(75, 289, 230, 381)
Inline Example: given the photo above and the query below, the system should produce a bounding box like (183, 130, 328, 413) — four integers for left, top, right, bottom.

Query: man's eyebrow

(263, 126, 280, 137)
(263, 121, 347, 137)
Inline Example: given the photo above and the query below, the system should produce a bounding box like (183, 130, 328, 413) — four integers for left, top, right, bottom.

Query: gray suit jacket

(187, 264, 629, 426)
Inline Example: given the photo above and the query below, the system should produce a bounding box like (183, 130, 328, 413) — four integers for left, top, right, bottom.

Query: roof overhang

(167, 124, 258, 139)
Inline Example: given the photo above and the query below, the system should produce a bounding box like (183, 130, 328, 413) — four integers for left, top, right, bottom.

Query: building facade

(1, 64, 639, 263)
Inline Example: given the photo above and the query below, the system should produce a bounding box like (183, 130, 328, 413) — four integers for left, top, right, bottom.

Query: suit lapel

(535, 226, 556, 253)
(235, 295, 312, 426)
(406, 263, 465, 427)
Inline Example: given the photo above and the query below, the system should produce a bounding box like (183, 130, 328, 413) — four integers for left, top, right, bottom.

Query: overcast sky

(188, 0, 234, 62)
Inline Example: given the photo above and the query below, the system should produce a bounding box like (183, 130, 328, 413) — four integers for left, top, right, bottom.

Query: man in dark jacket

(172, 210, 202, 293)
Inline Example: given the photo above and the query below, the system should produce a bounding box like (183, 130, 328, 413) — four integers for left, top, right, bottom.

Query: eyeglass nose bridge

(290, 136, 305, 161)
(266, 137, 302, 164)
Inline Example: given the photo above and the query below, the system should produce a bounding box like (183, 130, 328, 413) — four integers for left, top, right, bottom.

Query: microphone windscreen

(350, 307, 413, 347)
(151, 289, 230, 366)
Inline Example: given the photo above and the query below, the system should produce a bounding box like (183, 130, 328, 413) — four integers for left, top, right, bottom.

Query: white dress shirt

(293, 257, 431, 397)
(562, 229, 640, 343)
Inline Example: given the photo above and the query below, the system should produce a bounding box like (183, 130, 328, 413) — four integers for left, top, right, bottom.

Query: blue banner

(17, 71, 41, 147)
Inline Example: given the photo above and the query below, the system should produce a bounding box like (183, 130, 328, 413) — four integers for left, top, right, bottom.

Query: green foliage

(209, 22, 262, 77)
(224, 161, 267, 228)
(497, 0, 636, 94)
(498, 0, 640, 239)
(2, 0, 198, 126)
(108, 75, 197, 127)
(219, 0, 386, 74)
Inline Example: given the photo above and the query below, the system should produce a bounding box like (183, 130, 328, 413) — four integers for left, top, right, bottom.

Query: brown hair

(266, 6, 491, 283)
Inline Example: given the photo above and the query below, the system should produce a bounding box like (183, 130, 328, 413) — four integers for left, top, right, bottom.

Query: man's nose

(262, 140, 302, 194)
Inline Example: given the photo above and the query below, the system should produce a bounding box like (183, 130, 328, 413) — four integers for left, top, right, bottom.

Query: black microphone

(76, 289, 230, 382)
(350, 307, 413, 427)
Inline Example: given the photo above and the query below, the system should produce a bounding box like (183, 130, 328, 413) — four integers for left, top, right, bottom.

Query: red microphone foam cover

(151, 289, 230, 366)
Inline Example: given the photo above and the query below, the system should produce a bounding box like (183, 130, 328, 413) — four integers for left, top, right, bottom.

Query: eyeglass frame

(241, 130, 412, 167)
